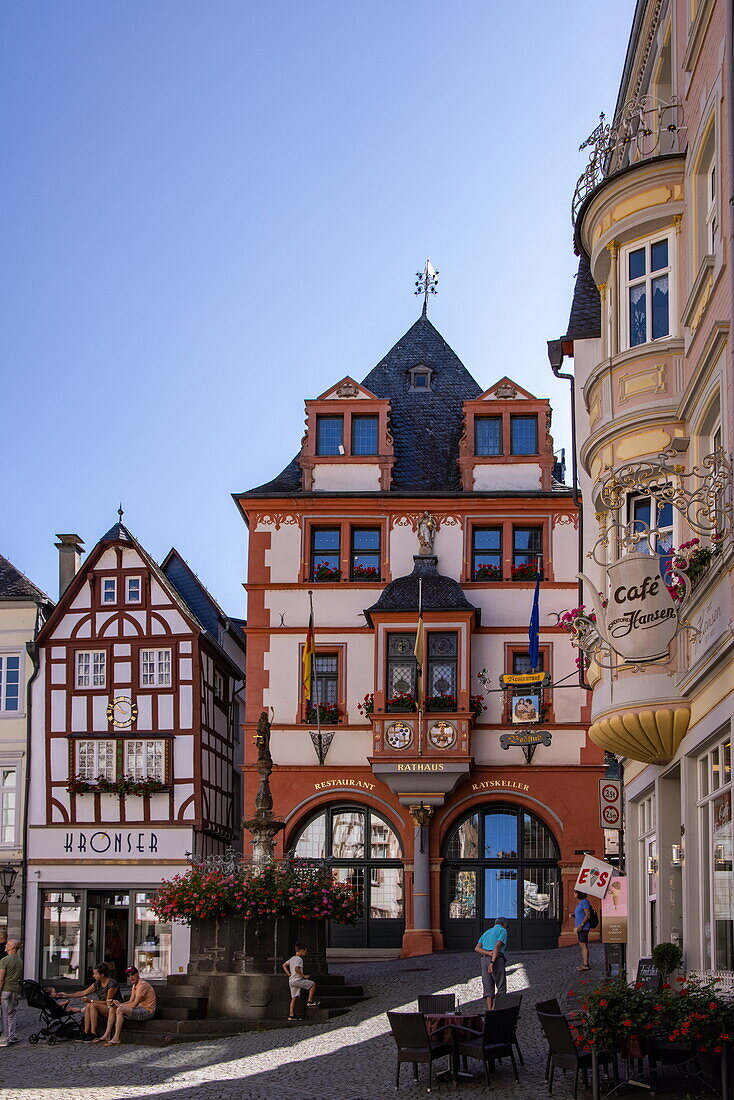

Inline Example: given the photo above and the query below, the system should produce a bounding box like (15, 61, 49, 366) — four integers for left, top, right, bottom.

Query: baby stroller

(21, 980, 86, 1044)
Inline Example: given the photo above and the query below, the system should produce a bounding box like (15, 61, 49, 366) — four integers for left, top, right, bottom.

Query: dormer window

(351, 415, 379, 455)
(316, 415, 344, 455)
(510, 416, 538, 455)
(409, 365, 433, 392)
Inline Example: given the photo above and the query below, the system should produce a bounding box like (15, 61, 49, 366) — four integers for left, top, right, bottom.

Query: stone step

(119, 1009, 351, 1045)
(156, 994, 209, 1011)
(327, 947, 402, 961)
(155, 1007, 203, 1021)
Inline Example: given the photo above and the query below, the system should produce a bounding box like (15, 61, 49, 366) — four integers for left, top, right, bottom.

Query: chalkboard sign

(635, 957, 661, 991)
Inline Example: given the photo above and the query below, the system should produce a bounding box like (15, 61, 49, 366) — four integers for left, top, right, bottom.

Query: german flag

(303, 611, 315, 701)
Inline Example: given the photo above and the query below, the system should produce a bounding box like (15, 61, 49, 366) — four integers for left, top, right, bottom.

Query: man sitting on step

(94, 965, 157, 1045)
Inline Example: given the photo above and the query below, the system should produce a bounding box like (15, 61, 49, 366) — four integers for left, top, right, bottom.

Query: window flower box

(473, 564, 502, 581)
(386, 692, 416, 713)
(66, 774, 167, 798)
(511, 563, 542, 582)
(425, 693, 456, 712)
(312, 562, 341, 582)
(667, 537, 722, 603)
(305, 703, 341, 725)
(351, 565, 380, 581)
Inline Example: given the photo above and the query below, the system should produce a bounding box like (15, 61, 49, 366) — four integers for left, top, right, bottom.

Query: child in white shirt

(282, 941, 320, 1021)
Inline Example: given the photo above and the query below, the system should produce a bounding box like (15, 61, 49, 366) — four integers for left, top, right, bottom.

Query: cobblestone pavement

(0, 945, 708, 1099)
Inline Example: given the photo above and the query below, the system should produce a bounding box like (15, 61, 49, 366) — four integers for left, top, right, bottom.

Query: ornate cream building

(551, 0, 733, 976)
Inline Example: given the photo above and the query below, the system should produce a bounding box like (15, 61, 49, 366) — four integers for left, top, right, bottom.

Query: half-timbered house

(24, 521, 245, 982)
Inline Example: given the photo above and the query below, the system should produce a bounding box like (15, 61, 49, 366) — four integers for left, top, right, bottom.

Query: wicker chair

(492, 993, 524, 1064)
(387, 1011, 452, 1093)
(536, 1010, 617, 1099)
(417, 993, 456, 1015)
(455, 1005, 521, 1088)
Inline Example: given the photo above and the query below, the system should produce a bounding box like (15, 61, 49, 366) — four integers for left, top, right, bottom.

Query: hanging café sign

(571, 448, 733, 669)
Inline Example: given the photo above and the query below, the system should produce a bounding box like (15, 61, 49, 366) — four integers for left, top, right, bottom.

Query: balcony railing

(572, 96, 686, 225)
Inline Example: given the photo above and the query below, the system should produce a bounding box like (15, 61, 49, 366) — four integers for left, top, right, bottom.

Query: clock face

(107, 696, 138, 728)
(385, 722, 413, 750)
(428, 721, 456, 750)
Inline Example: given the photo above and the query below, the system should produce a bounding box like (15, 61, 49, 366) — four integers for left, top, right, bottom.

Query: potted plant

(356, 693, 374, 715)
(386, 692, 416, 712)
(425, 693, 456, 712)
(351, 564, 380, 581)
(652, 942, 684, 981)
(473, 563, 502, 581)
(306, 702, 341, 724)
(470, 694, 487, 718)
(312, 561, 341, 582)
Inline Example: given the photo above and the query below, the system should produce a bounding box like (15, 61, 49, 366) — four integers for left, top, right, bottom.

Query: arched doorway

(292, 804, 405, 948)
(442, 804, 561, 949)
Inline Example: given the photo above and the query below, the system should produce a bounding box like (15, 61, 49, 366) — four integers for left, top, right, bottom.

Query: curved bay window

(293, 804, 404, 948)
(442, 805, 561, 950)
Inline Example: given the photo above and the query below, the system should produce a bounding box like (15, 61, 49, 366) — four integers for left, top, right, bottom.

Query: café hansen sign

(581, 551, 678, 664)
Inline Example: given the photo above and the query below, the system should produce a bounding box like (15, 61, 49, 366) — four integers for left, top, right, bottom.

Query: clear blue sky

(2, 1, 636, 615)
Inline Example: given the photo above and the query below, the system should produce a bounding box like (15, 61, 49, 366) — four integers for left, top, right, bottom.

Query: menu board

(635, 957, 660, 991)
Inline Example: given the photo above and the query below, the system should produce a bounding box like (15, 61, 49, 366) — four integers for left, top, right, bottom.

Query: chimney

(55, 534, 85, 597)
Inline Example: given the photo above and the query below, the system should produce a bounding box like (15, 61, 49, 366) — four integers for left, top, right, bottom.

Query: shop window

(76, 650, 106, 689)
(0, 654, 20, 713)
(351, 415, 378, 456)
(133, 892, 172, 979)
(311, 528, 341, 581)
(140, 648, 171, 687)
(472, 528, 502, 580)
(351, 528, 380, 580)
(42, 891, 83, 981)
(475, 417, 502, 456)
(446, 814, 479, 859)
(316, 415, 344, 455)
(622, 234, 672, 348)
(125, 740, 164, 781)
(76, 740, 116, 781)
(386, 633, 417, 708)
(510, 415, 538, 455)
(0, 768, 17, 845)
(426, 632, 457, 703)
(512, 527, 543, 578)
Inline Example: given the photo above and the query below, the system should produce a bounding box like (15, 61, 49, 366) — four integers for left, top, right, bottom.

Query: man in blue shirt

(573, 891, 592, 971)
(475, 918, 508, 1010)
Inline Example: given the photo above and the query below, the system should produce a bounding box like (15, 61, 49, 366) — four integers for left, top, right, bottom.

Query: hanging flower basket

(666, 538, 723, 603)
(150, 863, 362, 926)
(470, 694, 487, 717)
(356, 693, 374, 715)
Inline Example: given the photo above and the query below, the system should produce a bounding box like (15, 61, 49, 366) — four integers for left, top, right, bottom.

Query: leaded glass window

(125, 740, 164, 781)
(76, 740, 116, 781)
(427, 632, 457, 699)
(510, 416, 538, 455)
(351, 415, 378, 455)
(316, 415, 343, 455)
(475, 417, 502, 456)
(387, 633, 416, 704)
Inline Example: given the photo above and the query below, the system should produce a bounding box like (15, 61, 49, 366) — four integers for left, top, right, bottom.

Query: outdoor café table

(423, 1013, 483, 1084)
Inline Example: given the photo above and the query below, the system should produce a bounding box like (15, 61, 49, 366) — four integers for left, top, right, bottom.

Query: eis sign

(574, 854, 615, 899)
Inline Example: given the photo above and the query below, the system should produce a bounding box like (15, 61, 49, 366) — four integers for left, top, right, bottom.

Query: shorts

(289, 978, 315, 992)
(481, 954, 507, 997)
(128, 1006, 155, 1021)
(577, 930, 590, 943)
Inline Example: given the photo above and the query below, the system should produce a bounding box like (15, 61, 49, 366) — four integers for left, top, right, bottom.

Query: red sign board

(599, 779, 622, 830)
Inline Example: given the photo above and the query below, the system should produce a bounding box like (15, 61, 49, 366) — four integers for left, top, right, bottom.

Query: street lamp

(0, 864, 18, 901)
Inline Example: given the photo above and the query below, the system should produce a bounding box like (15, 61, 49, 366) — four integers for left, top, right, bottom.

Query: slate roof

(100, 522, 133, 543)
(245, 313, 483, 495)
(0, 554, 52, 604)
(364, 555, 480, 627)
(162, 550, 227, 641)
(566, 255, 601, 340)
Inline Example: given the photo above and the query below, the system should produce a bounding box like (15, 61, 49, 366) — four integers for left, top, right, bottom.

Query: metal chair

(536, 1010, 617, 1099)
(417, 993, 456, 1015)
(455, 1005, 521, 1088)
(387, 1011, 452, 1093)
(493, 992, 524, 1065)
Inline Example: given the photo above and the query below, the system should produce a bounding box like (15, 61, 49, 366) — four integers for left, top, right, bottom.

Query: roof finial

(414, 258, 439, 317)
(118, 503, 124, 523)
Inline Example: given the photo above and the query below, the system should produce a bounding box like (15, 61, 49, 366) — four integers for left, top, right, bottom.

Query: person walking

(475, 918, 508, 1010)
(573, 890, 592, 971)
(0, 940, 23, 1045)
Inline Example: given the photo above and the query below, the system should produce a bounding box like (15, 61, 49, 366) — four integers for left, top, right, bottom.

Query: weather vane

(118, 503, 124, 522)
(414, 258, 439, 316)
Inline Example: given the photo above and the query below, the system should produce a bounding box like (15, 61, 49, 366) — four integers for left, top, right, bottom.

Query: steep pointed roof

(0, 554, 52, 605)
(245, 313, 482, 495)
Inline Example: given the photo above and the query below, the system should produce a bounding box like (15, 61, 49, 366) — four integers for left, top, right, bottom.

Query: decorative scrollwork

(597, 448, 732, 541)
(572, 95, 685, 224)
(255, 513, 299, 530)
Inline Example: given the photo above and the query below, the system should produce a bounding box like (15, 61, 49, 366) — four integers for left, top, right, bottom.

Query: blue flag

(528, 569, 541, 670)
